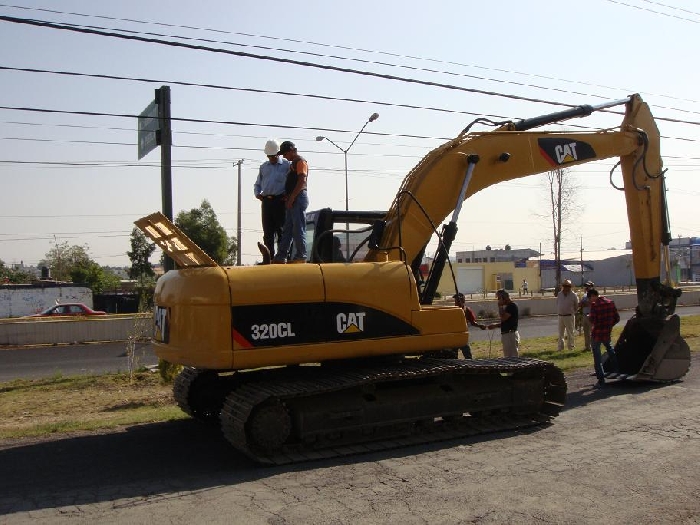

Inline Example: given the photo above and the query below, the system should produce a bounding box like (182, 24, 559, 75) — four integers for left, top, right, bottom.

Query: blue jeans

(592, 339, 619, 381)
(275, 190, 308, 262)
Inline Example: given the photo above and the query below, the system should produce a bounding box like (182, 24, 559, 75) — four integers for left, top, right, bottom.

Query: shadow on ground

(0, 416, 548, 515)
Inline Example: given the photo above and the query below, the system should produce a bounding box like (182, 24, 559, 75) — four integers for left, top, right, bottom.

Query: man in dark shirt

(273, 141, 309, 263)
(486, 289, 519, 357)
(587, 289, 620, 386)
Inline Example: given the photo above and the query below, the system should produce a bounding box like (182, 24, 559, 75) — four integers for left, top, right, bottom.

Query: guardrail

(444, 289, 700, 318)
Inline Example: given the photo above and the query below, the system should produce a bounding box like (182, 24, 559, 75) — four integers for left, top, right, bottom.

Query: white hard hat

(264, 140, 279, 156)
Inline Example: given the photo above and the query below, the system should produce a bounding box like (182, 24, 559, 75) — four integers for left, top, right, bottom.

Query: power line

(0, 65, 513, 121)
(0, 15, 606, 111)
(604, 0, 700, 23)
(2, 3, 699, 106)
(4, 64, 700, 131)
(0, 105, 458, 141)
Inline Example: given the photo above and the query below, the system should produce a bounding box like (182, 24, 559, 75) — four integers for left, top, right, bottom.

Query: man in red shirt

(587, 289, 620, 386)
(453, 293, 486, 359)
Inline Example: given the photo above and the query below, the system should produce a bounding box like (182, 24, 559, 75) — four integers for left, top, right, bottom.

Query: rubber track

(220, 357, 566, 465)
(173, 366, 200, 417)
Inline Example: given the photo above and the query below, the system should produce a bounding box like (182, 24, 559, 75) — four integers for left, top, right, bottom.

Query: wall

(0, 314, 152, 346)
(438, 262, 541, 297)
(0, 284, 93, 318)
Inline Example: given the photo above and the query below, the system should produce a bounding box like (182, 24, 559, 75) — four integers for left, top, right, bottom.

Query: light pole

(316, 112, 379, 258)
(233, 159, 243, 266)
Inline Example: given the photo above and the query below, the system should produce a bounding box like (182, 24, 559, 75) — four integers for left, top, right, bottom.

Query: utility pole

(234, 160, 243, 266)
(580, 236, 584, 286)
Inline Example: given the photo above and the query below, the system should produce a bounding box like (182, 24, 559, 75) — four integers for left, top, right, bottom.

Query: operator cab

(305, 208, 386, 263)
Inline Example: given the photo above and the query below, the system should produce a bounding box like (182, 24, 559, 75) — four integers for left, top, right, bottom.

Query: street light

(316, 112, 379, 259)
(233, 159, 243, 266)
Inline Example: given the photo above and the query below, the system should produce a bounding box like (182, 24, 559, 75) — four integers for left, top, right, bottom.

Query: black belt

(558, 314, 572, 316)
(263, 194, 284, 200)
(501, 329, 518, 334)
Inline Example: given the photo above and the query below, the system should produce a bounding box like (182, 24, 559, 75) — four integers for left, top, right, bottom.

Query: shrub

(158, 359, 182, 384)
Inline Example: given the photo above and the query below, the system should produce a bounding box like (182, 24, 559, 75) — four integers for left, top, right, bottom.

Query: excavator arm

(366, 94, 688, 381)
(367, 96, 659, 273)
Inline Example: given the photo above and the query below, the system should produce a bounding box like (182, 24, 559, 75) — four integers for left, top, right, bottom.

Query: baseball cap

(562, 279, 572, 287)
(278, 140, 296, 155)
(584, 281, 595, 287)
(453, 293, 465, 301)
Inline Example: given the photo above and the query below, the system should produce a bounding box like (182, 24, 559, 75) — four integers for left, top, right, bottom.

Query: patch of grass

(1, 316, 697, 441)
(471, 314, 699, 372)
(0, 372, 187, 440)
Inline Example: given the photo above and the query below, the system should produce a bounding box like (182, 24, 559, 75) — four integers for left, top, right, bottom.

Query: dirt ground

(1, 355, 699, 524)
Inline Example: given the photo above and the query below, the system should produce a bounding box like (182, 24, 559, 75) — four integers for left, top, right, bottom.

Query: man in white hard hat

(556, 279, 579, 351)
(254, 139, 290, 260)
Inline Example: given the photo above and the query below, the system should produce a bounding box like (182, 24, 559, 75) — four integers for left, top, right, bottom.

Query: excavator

(136, 94, 690, 464)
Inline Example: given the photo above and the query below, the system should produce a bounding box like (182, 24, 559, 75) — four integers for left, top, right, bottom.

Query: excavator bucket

(607, 315, 691, 382)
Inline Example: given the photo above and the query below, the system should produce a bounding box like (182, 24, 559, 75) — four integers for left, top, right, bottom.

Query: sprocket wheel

(246, 400, 292, 455)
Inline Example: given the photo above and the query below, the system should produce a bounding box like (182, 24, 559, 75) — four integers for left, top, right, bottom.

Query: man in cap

(577, 281, 596, 351)
(486, 289, 519, 357)
(556, 279, 579, 351)
(254, 139, 290, 260)
(453, 292, 486, 359)
(273, 141, 309, 263)
(587, 288, 620, 386)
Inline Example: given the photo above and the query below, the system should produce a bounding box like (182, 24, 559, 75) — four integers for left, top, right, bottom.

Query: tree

(38, 242, 120, 293)
(542, 168, 581, 292)
(224, 237, 239, 266)
(0, 260, 33, 284)
(175, 200, 235, 265)
(39, 242, 92, 282)
(127, 228, 156, 284)
(70, 262, 121, 294)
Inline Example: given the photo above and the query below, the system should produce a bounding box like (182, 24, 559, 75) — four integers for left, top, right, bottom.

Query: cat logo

(154, 306, 169, 343)
(554, 142, 578, 163)
(538, 138, 596, 167)
(336, 312, 366, 334)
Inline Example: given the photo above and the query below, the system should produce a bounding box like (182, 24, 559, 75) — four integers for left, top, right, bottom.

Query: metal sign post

(137, 85, 174, 271)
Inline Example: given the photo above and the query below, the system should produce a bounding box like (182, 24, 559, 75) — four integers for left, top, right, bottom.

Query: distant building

(535, 249, 634, 289)
(630, 237, 700, 283)
(455, 247, 540, 266)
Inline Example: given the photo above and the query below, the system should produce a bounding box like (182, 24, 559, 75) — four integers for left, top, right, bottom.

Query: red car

(31, 303, 107, 317)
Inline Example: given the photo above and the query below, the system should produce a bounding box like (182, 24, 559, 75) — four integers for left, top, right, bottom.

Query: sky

(1, 0, 699, 268)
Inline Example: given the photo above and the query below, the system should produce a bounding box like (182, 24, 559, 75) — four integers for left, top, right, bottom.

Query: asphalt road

(1, 354, 698, 523)
(0, 341, 157, 382)
(1, 306, 698, 382)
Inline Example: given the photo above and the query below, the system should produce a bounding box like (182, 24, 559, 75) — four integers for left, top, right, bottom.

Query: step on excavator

(136, 94, 690, 464)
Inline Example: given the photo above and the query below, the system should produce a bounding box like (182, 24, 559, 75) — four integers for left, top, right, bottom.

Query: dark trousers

(261, 197, 286, 259)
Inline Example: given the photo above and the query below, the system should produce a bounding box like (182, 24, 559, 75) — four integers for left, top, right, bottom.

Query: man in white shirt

(254, 140, 291, 260)
(556, 279, 578, 351)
